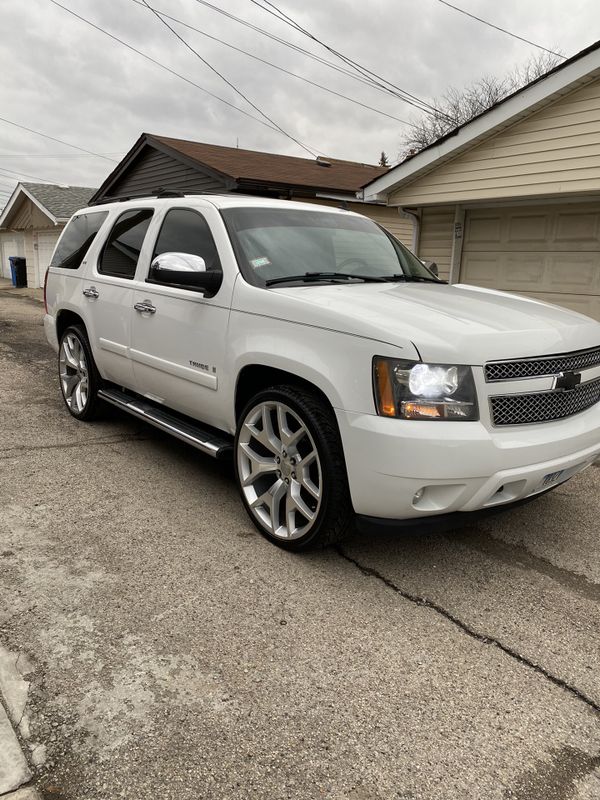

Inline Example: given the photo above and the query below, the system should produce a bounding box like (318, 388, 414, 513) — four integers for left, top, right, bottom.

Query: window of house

(98, 209, 154, 279)
(151, 208, 222, 276)
(50, 211, 109, 270)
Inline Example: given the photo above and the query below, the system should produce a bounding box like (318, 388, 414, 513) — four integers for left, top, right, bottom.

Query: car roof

(77, 194, 362, 217)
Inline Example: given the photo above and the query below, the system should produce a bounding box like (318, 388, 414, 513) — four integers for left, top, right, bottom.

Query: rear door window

(50, 211, 108, 270)
(98, 209, 154, 279)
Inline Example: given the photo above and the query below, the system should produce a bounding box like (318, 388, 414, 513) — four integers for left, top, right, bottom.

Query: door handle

(82, 286, 99, 299)
(134, 301, 156, 314)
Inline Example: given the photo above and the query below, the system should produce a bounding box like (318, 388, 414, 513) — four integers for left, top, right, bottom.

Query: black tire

(234, 384, 354, 551)
(58, 325, 103, 421)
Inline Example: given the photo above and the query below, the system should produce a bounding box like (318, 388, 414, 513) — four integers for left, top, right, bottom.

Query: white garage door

(35, 230, 61, 288)
(460, 203, 600, 320)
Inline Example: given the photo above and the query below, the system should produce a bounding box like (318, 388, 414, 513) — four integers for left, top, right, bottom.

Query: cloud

(0, 0, 598, 198)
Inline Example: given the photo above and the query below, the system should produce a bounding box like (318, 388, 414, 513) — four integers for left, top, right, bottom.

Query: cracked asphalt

(1, 286, 599, 800)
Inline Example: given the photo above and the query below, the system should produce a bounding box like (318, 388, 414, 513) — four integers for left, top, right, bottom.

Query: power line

(0, 165, 58, 183)
(47, 0, 307, 145)
(436, 0, 565, 58)
(249, 0, 448, 118)
(0, 114, 119, 163)
(192, 0, 426, 104)
(130, 0, 413, 126)
(138, 0, 319, 157)
(0, 152, 124, 158)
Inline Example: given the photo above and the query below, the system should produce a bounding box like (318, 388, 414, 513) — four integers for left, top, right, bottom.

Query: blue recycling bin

(8, 256, 26, 288)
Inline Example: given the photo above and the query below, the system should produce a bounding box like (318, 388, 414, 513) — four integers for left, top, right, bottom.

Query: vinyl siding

(106, 148, 227, 199)
(417, 206, 455, 279)
(389, 78, 600, 205)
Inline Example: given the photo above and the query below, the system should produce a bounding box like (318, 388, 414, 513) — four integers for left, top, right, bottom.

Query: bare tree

(379, 151, 390, 167)
(400, 52, 563, 158)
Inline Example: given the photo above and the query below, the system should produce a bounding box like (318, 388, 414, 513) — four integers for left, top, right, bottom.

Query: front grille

(490, 378, 600, 426)
(485, 346, 600, 382)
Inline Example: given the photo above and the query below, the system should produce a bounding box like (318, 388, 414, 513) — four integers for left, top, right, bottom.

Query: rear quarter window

(50, 211, 109, 270)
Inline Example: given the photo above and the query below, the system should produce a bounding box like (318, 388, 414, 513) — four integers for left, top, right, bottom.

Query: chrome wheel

(237, 401, 323, 540)
(59, 333, 89, 414)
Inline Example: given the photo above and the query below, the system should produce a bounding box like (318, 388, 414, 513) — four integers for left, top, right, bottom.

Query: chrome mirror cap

(151, 252, 207, 273)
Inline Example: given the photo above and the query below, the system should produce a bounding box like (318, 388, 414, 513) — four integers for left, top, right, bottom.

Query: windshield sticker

(250, 256, 271, 269)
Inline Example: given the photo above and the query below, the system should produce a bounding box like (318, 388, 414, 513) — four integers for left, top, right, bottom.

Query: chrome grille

(490, 378, 600, 426)
(485, 346, 600, 382)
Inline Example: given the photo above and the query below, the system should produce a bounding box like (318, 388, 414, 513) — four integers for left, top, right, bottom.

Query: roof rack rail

(87, 188, 238, 206)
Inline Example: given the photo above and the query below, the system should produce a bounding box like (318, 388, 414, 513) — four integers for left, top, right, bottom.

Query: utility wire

(130, 0, 413, 126)
(0, 114, 119, 163)
(47, 0, 286, 139)
(192, 0, 426, 104)
(0, 165, 58, 183)
(249, 0, 449, 118)
(436, 0, 565, 58)
(0, 152, 124, 158)
(138, 0, 319, 156)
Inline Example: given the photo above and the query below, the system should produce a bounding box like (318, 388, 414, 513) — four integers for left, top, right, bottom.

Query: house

(361, 39, 600, 321)
(0, 183, 96, 288)
(90, 134, 414, 246)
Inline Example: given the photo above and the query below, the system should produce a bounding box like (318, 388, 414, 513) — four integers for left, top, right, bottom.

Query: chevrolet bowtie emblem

(554, 371, 582, 391)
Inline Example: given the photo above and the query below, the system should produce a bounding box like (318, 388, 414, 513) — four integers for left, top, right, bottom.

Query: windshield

(221, 207, 440, 286)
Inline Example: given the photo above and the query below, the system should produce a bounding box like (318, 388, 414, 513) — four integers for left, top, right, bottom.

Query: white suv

(44, 194, 600, 550)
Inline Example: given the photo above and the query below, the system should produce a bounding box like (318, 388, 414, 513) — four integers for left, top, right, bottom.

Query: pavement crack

(336, 547, 600, 715)
(0, 434, 152, 458)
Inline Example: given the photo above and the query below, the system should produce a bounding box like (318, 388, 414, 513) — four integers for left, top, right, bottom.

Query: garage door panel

(461, 203, 600, 321)
(460, 254, 501, 287)
(555, 211, 600, 242)
(507, 213, 549, 242)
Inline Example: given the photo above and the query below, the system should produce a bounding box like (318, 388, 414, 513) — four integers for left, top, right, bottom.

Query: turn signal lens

(403, 402, 443, 419)
(374, 358, 396, 417)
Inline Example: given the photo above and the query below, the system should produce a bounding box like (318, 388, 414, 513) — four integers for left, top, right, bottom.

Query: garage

(361, 40, 600, 322)
(460, 203, 600, 320)
(0, 182, 96, 288)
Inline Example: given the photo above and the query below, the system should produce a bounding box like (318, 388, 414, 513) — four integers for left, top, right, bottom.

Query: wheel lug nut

(282, 451, 287, 458)
(276, 456, 280, 463)
(284, 477, 289, 484)
(291, 472, 296, 479)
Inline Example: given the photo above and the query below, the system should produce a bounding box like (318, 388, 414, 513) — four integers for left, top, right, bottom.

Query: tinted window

(99, 209, 153, 279)
(152, 209, 221, 272)
(50, 211, 108, 269)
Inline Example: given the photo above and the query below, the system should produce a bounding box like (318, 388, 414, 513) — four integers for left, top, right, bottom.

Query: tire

(234, 385, 353, 551)
(58, 325, 102, 421)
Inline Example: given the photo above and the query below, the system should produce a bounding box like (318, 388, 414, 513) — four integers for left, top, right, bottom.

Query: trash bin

(8, 256, 27, 288)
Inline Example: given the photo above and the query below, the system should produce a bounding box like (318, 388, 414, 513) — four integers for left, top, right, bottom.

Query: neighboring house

(0, 183, 96, 288)
(89, 134, 414, 246)
(362, 39, 600, 321)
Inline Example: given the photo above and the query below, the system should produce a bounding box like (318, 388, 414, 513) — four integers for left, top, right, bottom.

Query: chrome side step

(98, 387, 233, 459)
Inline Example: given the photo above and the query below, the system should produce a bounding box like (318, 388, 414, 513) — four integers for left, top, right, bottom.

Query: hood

(247, 281, 600, 364)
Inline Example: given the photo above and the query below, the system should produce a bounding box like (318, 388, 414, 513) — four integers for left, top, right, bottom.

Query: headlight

(373, 357, 479, 421)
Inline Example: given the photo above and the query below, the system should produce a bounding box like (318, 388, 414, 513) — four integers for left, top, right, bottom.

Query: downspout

(399, 207, 420, 254)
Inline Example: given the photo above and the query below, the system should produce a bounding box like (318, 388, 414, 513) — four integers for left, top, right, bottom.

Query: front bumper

(335, 406, 600, 519)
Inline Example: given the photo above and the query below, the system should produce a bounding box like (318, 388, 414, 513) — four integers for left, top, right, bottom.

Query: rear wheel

(58, 325, 102, 421)
(235, 385, 353, 550)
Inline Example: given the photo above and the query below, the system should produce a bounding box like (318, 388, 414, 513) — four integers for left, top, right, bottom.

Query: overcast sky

(1, 0, 600, 203)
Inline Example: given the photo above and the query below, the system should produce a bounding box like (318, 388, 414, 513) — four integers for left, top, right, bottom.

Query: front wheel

(234, 385, 353, 550)
(58, 325, 102, 421)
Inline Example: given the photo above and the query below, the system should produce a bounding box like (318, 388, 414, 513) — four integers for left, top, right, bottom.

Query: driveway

(1, 286, 599, 800)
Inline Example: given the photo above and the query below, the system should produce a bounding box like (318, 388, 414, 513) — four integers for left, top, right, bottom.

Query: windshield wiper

(382, 274, 446, 284)
(265, 271, 387, 287)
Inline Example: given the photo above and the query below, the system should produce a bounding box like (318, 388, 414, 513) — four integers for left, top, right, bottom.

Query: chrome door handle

(134, 301, 156, 314)
(82, 286, 99, 298)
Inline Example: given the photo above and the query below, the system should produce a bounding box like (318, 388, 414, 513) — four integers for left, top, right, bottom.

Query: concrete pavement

(1, 284, 599, 799)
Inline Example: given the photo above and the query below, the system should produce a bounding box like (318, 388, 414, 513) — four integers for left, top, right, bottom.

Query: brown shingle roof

(152, 135, 388, 193)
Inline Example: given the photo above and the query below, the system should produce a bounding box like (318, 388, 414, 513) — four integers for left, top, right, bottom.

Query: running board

(98, 387, 233, 459)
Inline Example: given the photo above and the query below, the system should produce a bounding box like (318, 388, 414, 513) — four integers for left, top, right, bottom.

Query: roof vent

(316, 157, 332, 167)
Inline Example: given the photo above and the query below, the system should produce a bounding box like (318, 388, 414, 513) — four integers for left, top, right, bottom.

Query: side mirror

(424, 260, 438, 277)
(150, 252, 223, 296)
